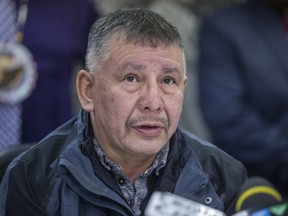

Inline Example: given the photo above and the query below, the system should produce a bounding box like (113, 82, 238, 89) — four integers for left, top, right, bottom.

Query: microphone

(144, 177, 288, 216)
(144, 191, 225, 216)
(233, 177, 288, 216)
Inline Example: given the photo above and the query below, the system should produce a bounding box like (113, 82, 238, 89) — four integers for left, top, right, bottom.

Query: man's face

(88, 39, 186, 161)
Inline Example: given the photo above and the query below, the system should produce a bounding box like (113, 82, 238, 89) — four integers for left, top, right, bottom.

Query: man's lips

(131, 122, 165, 137)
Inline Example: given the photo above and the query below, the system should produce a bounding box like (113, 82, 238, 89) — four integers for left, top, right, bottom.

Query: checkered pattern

(0, 0, 22, 150)
(0, 104, 21, 149)
(0, 0, 16, 42)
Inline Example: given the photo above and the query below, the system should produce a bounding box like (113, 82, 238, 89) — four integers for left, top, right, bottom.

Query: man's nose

(138, 82, 164, 113)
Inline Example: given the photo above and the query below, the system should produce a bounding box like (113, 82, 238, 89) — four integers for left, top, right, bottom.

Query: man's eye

(162, 77, 175, 85)
(124, 75, 138, 83)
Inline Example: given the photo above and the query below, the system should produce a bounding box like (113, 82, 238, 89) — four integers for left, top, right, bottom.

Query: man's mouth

(132, 123, 164, 137)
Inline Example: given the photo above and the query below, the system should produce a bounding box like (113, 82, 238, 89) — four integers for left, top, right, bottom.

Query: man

(0, 8, 246, 215)
(198, 0, 288, 196)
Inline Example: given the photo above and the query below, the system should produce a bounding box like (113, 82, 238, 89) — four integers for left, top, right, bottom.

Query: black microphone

(233, 177, 288, 216)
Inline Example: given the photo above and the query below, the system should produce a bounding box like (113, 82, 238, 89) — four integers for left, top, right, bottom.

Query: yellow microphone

(233, 177, 286, 216)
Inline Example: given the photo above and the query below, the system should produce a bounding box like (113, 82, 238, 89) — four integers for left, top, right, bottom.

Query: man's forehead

(110, 32, 181, 50)
(107, 35, 185, 73)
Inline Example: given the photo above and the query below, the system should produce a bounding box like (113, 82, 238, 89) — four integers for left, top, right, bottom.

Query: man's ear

(76, 70, 94, 112)
(184, 75, 188, 88)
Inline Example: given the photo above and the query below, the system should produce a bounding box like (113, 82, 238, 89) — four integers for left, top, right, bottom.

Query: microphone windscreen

(235, 177, 282, 212)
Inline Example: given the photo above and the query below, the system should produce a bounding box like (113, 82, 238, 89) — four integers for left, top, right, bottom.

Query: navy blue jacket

(198, 0, 288, 193)
(0, 110, 246, 215)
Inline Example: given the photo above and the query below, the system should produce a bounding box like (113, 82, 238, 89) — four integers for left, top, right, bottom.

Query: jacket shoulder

(180, 129, 247, 212)
(1, 117, 78, 214)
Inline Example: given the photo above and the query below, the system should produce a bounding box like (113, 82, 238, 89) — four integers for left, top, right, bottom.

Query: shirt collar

(93, 138, 169, 177)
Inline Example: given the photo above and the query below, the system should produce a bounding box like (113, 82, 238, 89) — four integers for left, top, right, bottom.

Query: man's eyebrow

(162, 66, 180, 74)
(119, 62, 181, 74)
(119, 62, 146, 71)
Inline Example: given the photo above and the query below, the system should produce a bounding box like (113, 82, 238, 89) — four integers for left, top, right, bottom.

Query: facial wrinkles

(115, 41, 183, 69)
(98, 42, 184, 127)
(124, 83, 171, 136)
(121, 56, 184, 97)
(121, 49, 181, 125)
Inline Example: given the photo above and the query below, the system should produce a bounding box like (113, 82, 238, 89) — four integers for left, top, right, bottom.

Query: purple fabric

(21, 0, 102, 142)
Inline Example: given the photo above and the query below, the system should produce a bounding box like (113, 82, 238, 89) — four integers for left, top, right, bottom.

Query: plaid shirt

(94, 139, 169, 216)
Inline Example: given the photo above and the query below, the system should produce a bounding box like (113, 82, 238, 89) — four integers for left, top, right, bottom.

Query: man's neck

(114, 155, 156, 183)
